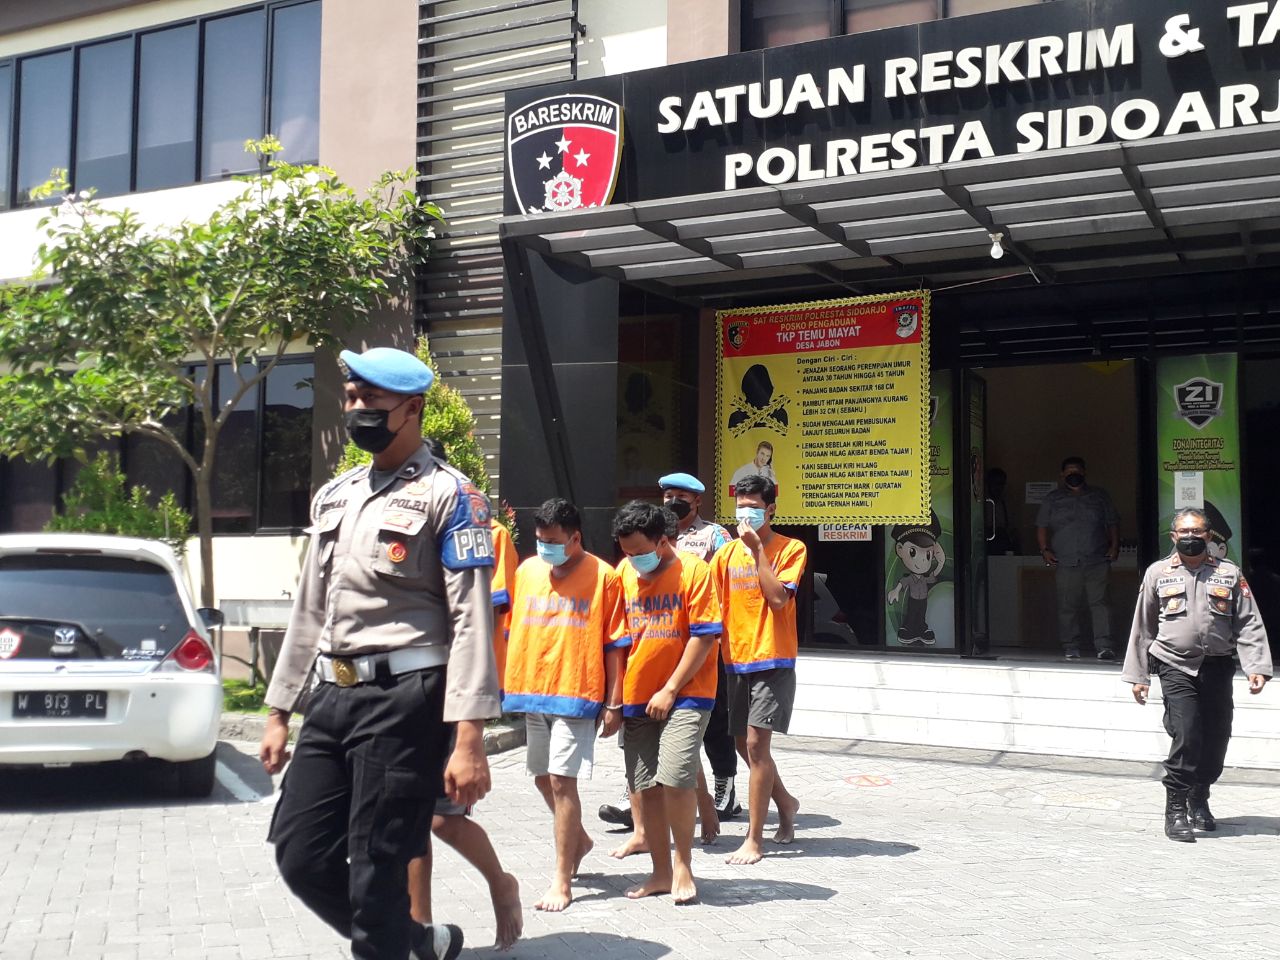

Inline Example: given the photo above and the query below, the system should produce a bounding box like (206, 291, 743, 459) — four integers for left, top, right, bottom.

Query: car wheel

(174, 750, 217, 798)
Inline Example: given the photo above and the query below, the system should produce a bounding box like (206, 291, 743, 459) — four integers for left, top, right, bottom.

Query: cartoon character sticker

(886, 510, 947, 645)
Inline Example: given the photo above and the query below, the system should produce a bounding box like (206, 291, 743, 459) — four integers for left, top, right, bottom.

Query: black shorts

(726, 667, 796, 737)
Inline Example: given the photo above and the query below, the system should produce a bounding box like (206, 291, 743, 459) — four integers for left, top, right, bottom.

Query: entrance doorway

(974, 360, 1142, 658)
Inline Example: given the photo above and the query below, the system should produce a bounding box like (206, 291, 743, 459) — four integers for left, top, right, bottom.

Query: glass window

(0, 65, 12, 209)
(270, 2, 321, 163)
(211, 363, 260, 534)
(75, 39, 134, 197)
(846, 0, 938, 33)
(949, 0, 1039, 14)
(260, 361, 314, 528)
(0, 458, 58, 532)
(744, 0, 835, 50)
(137, 25, 198, 190)
(16, 51, 73, 205)
(201, 10, 267, 180)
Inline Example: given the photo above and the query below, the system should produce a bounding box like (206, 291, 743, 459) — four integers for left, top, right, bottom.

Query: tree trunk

(195, 468, 216, 608)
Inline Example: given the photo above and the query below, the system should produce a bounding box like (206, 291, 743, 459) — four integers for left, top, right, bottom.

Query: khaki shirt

(266, 443, 500, 723)
(1035, 486, 1119, 566)
(675, 516, 733, 563)
(1121, 553, 1272, 684)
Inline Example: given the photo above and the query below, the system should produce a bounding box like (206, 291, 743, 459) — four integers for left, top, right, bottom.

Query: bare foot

(772, 795, 800, 845)
(726, 838, 764, 865)
(490, 872, 523, 949)
(610, 835, 649, 859)
(698, 793, 720, 845)
(672, 865, 698, 905)
(573, 833, 594, 876)
(625, 874, 672, 899)
(534, 878, 572, 914)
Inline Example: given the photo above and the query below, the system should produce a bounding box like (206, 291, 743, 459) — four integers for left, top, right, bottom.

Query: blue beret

(659, 472, 704, 494)
(340, 347, 434, 394)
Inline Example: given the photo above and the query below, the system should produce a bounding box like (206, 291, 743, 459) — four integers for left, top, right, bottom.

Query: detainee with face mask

(501, 498, 629, 912)
(613, 500, 722, 904)
(1122, 507, 1271, 843)
(710, 474, 808, 866)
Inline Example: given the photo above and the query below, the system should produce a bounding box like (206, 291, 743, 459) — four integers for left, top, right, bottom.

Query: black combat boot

(1188, 785, 1217, 831)
(1164, 789, 1195, 843)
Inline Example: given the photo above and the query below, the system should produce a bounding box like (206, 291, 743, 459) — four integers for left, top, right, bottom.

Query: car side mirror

(197, 607, 225, 629)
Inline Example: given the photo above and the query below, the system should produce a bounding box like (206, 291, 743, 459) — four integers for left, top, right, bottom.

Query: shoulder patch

(440, 474, 494, 570)
(1241, 577, 1252, 598)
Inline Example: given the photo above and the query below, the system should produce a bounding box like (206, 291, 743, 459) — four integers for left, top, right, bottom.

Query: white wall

(0, 180, 245, 283)
(576, 0, 668, 78)
(183, 533, 308, 607)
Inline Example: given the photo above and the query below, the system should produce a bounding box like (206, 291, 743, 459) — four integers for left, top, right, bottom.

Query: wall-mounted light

(989, 232, 1005, 260)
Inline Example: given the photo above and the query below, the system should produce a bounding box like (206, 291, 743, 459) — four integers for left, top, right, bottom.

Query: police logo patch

(1163, 598, 1186, 614)
(726, 322, 748, 351)
(894, 304, 920, 339)
(1173, 376, 1225, 430)
(406, 480, 429, 495)
(1210, 585, 1231, 599)
(461, 483, 491, 525)
(507, 94, 624, 216)
(386, 541, 408, 564)
(1211, 598, 1230, 614)
(1241, 578, 1252, 598)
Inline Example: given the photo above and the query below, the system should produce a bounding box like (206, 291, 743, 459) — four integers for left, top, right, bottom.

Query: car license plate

(13, 691, 108, 719)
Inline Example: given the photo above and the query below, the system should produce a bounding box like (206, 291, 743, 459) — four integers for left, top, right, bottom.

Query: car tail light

(157, 631, 217, 674)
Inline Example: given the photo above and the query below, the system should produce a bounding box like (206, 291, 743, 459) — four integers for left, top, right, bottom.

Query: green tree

(45, 452, 191, 554)
(0, 139, 443, 606)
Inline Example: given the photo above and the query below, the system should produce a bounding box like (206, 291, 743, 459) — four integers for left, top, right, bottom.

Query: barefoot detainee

(711, 473, 807, 866)
(613, 501, 722, 904)
(503, 498, 629, 911)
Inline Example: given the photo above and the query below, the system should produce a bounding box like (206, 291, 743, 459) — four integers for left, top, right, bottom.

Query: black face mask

(1176, 536, 1208, 558)
(1064, 474, 1086, 488)
(344, 398, 412, 455)
(666, 499, 692, 520)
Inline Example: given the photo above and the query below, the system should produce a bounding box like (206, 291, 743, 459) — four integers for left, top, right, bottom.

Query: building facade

(3, 0, 1278, 763)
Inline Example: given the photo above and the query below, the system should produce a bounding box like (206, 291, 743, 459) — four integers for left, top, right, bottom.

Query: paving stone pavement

(2, 735, 1279, 960)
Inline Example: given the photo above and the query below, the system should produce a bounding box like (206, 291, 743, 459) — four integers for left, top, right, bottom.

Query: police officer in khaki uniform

(1122, 507, 1271, 843)
(259, 347, 499, 960)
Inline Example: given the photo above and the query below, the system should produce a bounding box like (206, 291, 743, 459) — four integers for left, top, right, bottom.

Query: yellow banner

(715, 292, 931, 524)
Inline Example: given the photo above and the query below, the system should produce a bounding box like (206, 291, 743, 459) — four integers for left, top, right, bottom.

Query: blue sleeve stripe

(674, 696, 714, 711)
(604, 636, 633, 651)
(689, 622, 723, 637)
(782, 582, 798, 593)
(501, 692, 602, 719)
(491, 588, 510, 608)
(725, 658, 796, 674)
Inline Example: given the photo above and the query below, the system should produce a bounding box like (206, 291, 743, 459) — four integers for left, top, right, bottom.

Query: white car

(0, 533, 223, 796)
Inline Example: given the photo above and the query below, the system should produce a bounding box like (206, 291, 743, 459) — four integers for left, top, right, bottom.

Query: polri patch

(386, 541, 408, 564)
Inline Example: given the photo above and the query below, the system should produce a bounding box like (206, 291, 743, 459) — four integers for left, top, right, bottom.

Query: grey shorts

(623, 709, 710, 791)
(525, 712, 597, 778)
(726, 667, 796, 736)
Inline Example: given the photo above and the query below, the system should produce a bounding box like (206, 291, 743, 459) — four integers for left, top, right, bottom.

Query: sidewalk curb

(219, 713, 526, 755)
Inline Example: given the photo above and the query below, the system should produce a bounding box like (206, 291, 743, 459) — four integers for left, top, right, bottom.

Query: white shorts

(525, 713, 597, 778)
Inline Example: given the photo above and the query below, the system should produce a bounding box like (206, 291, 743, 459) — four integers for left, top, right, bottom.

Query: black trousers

(1155, 656, 1236, 793)
(269, 667, 449, 960)
(703, 655, 737, 779)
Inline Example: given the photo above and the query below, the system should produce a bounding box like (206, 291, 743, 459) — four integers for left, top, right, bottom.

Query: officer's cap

(890, 509, 942, 547)
(1202, 500, 1232, 542)
(659, 472, 705, 494)
(340, 347, 434, 395)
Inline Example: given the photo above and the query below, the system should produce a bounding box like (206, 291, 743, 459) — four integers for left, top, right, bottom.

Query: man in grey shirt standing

(1036, 456, 1120, 660)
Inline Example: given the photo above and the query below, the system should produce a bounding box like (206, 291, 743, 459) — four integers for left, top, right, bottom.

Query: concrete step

(791, 652, 1280, 769)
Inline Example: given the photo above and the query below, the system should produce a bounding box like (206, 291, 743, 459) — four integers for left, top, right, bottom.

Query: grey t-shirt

(1036, 486, 1119, 566)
